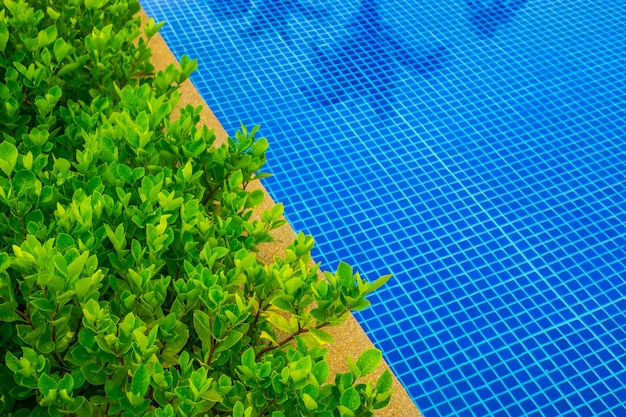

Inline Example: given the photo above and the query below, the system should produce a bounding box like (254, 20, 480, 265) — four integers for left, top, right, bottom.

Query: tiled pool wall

(139, 0, 626, 415)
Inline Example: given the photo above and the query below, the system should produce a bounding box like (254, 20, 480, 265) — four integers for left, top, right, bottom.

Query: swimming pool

(138, 0, 626, 415)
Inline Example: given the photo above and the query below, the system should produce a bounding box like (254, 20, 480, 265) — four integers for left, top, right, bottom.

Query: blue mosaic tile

(139, 0, 626, 415)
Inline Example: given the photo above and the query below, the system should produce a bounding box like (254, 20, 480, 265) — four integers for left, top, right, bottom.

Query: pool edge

(141, 9, 423, 417)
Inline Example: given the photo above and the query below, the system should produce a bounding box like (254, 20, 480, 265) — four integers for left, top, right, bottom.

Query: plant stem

(51, 351, 68, 372)
(257, 399, 278, 417)
(50, 305, 69, 371)
(15, 309, 35, 329)
(255, 309, 350, 360)
(246, 296, 265, 339)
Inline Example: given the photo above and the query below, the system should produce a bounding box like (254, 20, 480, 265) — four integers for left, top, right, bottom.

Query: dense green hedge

(0, 0, 392, 416)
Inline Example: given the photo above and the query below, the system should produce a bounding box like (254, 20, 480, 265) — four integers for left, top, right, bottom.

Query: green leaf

(303, 393, 318, 411)
(0, 252, 11, 271)
(69, 345, 92, 363)
(251, 138, 268, 157)
(136, 111, 149, 133)
(179, 55, 198, 79)
(376, 370, 393, 394)
(356, 349, 382, 377)
(270, 296, 293, 313)
(189, 367, 209, 397)
(13, 170, 36, 190)
(29, 128, 50, 146)
(241, 347, 255, 369)
(131, 364, 150, 397)
(336, 262, 354, 287)
(38, 373, 57, 393)
(337, 405, 355, 417)
(9, 385, 33, 400)
(212, 247, 229, 259)
(245, 189, 264, 208)
(57, 62, 81, 77)
(57, 373, 74, 392)
(311, 361, 330, 385)
(228, 170, 243, 189)
(117, 164, 132, 183)
(143, 18, 165, 38)
(340, 387, 361, 411)
(53, 39, 72, 64)
(25, 210, 43, 226)
(85, 0, 105, 10)
(214, 330, 243, 354)
(0, 308, 24, 322)
(81, 362, 106, 385)
(290, 356, 311, 382)
(77, 328, 96, 349)
(47, 6, 61, 20)
(4, 97, 19, 119)
(182, 138, 206, 158)
(0, 141, 18, 177)
(30, 297, 56, 312)
(339, 373, 353, 389)
(47, 85, 62, 104)
(254, 172, 273, 181)
(56, 233, 76, 251)
(366, 274, 392, 294)
(5, 351, 21, 372)
(193, 310, 212, 350)
(147, 324, 159, 348)
(38, 25, 57, 47)
(346, 356, 360, 378)
(132, 167, 145, 181)
(40, 186, 53, 203)
(0, 23, 8, 53)
(284, 277, 303, 295)
(233, 401, 244, 417)
(266, 313, 293, 334)
(309, 327, 334, 345)
(53, 254, 68, 276)
(67, 251, 89, 281)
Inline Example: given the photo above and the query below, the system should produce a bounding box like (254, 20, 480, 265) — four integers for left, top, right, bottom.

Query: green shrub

(0, 0, 392, 416)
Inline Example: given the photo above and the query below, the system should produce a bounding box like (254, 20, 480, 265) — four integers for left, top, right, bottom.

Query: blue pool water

(139, 0, 626, 415)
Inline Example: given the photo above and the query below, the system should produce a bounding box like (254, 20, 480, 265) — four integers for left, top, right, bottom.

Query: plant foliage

(0, 0, 393, 415)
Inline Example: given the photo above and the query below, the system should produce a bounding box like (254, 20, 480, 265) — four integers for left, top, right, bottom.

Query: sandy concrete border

(143, 11, 422, 416)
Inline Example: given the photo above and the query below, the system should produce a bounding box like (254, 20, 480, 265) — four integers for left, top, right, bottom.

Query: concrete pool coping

(143, 10, 422, 417)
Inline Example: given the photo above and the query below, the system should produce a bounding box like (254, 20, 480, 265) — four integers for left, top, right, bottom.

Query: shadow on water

(206, 0, 327, 40)
(242, 0, 328, 41)
(467, 0, 531, 36)
(205, 0, 252, 17)
(301, 0, 447, 117)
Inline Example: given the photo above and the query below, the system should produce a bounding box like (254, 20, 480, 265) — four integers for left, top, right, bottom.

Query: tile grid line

(344, 120, 616, 407)
(386, 74, 604, 345)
